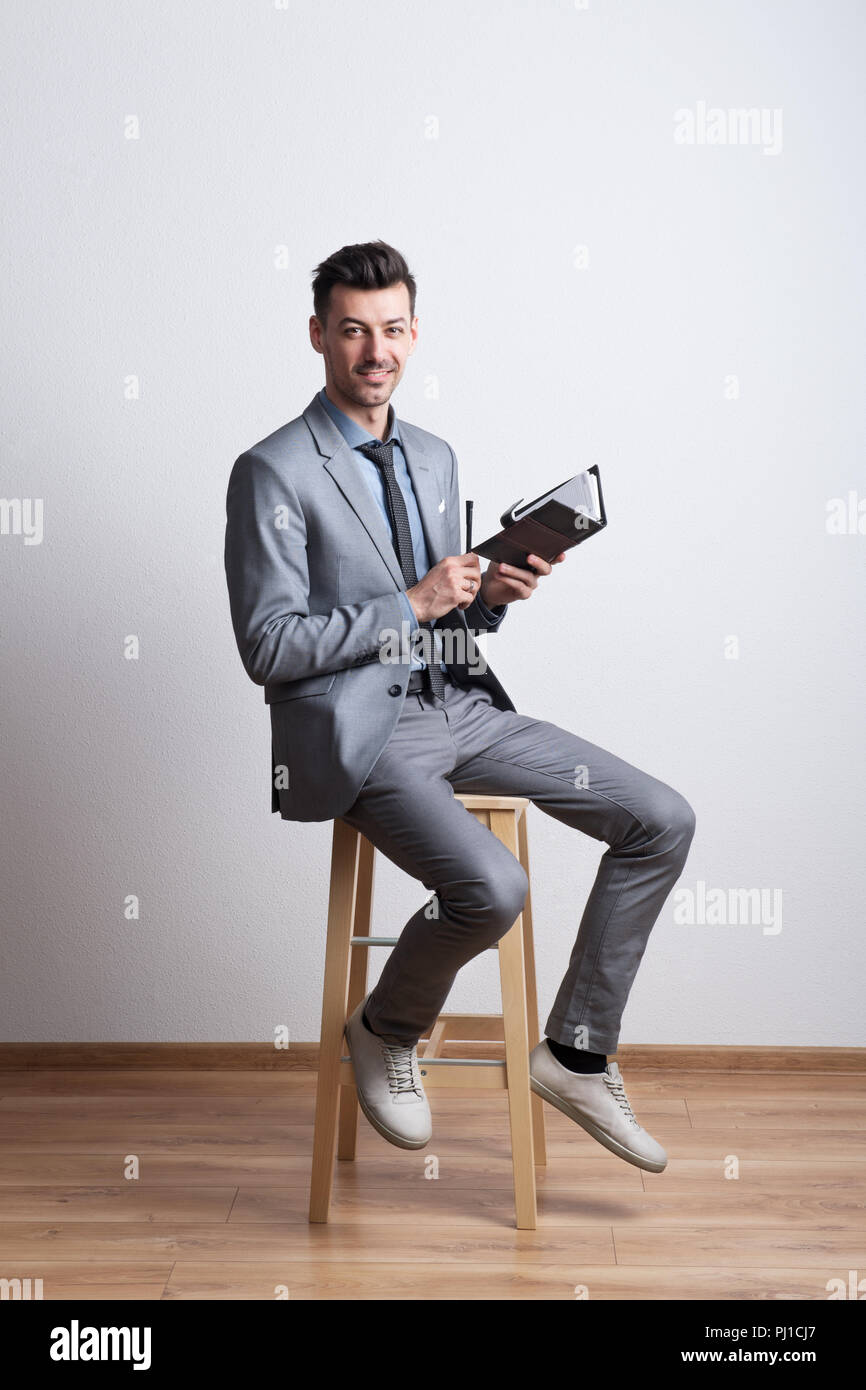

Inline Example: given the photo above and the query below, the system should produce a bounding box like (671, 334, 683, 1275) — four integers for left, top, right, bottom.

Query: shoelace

(603, 1071, 639, 1126)
(381, 1042, 424, 1098)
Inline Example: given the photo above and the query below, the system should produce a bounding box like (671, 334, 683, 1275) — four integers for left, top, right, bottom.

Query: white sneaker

(343, 995, 432, 1150)
(529, 1041, 668, 1173)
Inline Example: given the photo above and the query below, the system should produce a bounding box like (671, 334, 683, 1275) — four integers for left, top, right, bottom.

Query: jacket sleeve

(447, 444, 508, 634)
(224, 450, 406, 685)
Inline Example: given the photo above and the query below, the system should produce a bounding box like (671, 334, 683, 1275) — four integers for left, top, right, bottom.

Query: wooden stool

(308, 793, 547, 1230)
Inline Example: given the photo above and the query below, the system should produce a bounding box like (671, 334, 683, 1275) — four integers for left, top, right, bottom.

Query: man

(224, 240, 696, 1172)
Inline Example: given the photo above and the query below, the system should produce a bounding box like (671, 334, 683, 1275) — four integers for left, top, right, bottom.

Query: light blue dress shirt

(317, 386, 501, 671)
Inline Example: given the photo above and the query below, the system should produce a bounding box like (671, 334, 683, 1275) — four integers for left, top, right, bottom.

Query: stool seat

(451, 793, 533, 810)
(308, 792, 547, 1230)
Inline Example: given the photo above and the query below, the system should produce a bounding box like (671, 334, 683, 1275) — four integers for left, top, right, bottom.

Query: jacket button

(388, 683, 402, 696)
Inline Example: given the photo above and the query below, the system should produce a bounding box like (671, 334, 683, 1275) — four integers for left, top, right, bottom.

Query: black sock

(361, 1007, 376, 1035)
(546, 1037, 607, 1074)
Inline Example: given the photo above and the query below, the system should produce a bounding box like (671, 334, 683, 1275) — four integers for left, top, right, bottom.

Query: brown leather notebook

(472, 465, 607, 571)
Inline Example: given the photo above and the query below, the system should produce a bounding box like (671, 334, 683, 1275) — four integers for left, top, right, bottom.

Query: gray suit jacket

(224, 392, 515, 822)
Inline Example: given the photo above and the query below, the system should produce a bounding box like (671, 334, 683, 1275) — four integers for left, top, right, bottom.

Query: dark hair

(311, 240, 417, 328)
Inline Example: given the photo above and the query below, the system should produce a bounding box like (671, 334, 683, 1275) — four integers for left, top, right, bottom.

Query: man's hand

(406, 552, 483, 622)
(479, 552, 567, 607)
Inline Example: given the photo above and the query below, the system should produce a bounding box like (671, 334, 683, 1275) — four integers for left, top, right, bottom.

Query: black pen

(465, 499, 473, 552)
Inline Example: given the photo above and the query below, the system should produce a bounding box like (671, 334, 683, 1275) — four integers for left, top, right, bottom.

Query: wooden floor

(0, 1065, 864, 1300)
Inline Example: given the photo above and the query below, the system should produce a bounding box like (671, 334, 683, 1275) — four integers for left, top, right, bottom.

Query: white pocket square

(438, 498, 445, 512)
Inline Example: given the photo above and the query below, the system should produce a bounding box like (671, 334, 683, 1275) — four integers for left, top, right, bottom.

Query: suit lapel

(322, 442, 406, 589)
(303, 394, 449, 587)
(400, 430, 448, 569)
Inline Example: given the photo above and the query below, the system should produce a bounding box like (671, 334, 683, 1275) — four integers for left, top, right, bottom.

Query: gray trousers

(341, 672, 696, 1054)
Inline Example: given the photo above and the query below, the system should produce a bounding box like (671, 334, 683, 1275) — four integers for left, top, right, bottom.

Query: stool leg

(490, 809, 538, 1231)
(517, 807, 547, 1168)
(337, 834, 375, 1159)
(309, 818, 360, 1223)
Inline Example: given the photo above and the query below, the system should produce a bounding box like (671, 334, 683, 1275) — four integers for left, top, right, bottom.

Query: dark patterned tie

(356, 438, 446, 700)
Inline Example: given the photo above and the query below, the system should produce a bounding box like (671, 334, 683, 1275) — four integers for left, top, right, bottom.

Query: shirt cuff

(398, 590, 420, 631)
(398, 591, 449, 671)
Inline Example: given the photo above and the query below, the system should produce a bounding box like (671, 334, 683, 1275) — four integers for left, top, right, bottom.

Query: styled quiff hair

(311, 240, 417, 327)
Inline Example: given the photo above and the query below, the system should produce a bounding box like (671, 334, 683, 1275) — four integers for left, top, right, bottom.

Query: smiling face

(310, 281, 417, 424)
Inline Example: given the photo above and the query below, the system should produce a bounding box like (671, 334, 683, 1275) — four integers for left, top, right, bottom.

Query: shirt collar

(318, 386, 402, 449)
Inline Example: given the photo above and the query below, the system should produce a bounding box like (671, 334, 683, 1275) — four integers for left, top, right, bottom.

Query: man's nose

(364, 332, 391, 361)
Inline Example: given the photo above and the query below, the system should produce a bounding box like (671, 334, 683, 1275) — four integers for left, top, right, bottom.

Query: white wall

(2, 0, 863, 1046)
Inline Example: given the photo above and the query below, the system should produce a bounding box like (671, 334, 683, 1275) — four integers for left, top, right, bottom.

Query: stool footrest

(339, 1058, 508, 1088)
(340, 1054, 503, 1067)
(421, 1013, 508, 1043)
(351, 936, 497, 951)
